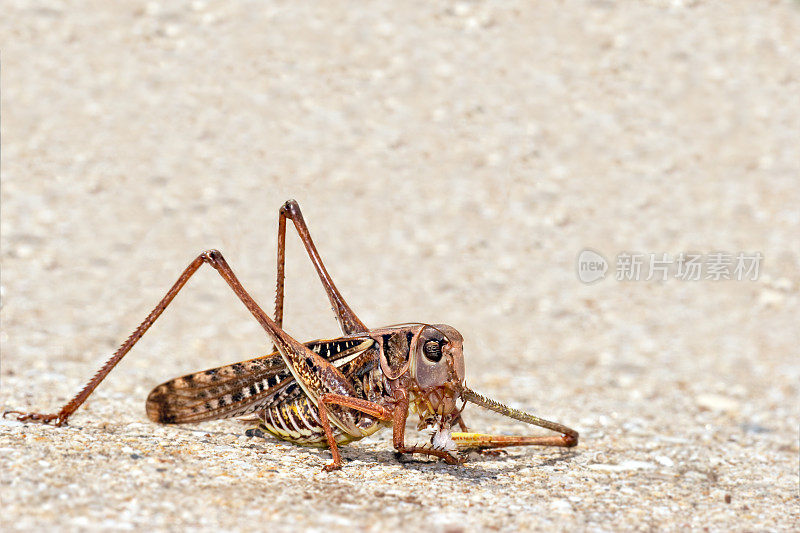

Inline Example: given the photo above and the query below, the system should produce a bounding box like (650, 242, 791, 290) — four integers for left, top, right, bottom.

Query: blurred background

(2, 1, 798, 530)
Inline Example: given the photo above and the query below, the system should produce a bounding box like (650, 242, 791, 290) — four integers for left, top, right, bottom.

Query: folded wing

(146, 337, 374, 424)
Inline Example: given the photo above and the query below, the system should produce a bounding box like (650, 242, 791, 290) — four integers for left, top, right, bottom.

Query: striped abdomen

(258, 392, 350, 446)
(256, 355, 389, 446)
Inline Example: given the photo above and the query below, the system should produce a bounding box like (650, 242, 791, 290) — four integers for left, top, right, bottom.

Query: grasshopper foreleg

(390, 389, 462, 465)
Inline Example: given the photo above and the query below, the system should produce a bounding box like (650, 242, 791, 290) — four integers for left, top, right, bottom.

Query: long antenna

(460, 387, 579, 444)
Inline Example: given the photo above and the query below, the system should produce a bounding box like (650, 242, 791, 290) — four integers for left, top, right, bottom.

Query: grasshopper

(4, 200, 578, 471)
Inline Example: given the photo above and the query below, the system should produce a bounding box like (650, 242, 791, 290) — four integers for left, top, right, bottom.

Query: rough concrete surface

(1, 1, 799, 531)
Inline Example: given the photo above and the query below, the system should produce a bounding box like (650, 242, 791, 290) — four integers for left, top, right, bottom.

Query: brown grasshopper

(4, 200, 578, 471)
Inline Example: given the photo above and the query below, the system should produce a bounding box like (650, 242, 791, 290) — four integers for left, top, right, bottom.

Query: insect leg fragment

(451, 433, 576, 450)
(457, 387, 579, 450)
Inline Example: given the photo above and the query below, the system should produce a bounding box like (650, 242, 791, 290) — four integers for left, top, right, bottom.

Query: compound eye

(423, 340, 443, 362)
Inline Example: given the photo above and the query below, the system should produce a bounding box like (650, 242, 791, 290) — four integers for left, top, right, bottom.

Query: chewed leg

(459, 387, 579, 449)
(452, 432, 577, 450)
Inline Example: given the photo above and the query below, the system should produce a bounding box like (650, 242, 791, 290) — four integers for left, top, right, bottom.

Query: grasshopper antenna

(459, 387, 578, 447)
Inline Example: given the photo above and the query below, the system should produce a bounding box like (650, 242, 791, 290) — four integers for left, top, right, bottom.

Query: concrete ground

(1, 1, 798, 531)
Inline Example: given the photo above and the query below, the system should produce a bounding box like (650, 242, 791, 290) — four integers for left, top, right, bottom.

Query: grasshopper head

(410, 324, 465, 419)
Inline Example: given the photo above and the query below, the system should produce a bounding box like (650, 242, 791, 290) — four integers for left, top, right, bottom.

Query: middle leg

(316, 393, 393, 471)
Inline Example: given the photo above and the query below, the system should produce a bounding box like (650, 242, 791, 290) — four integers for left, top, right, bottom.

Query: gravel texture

(2, 1, 799, 531)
